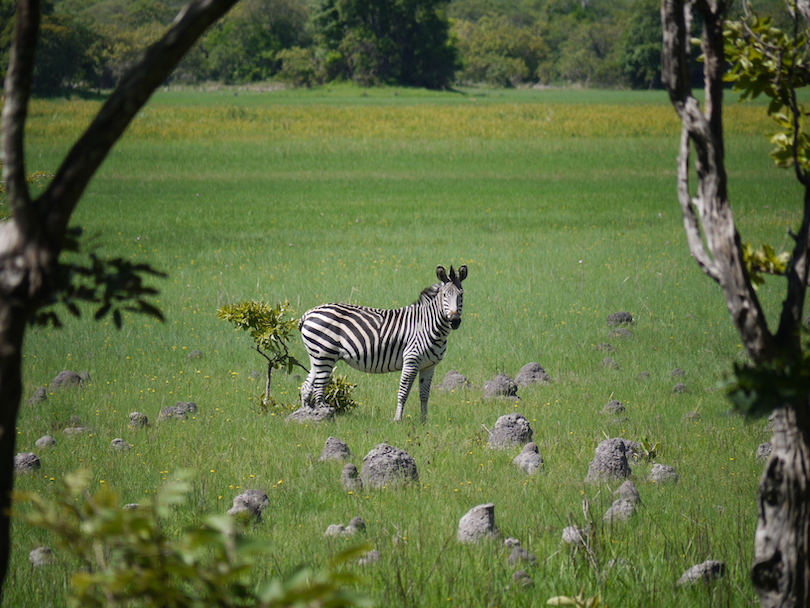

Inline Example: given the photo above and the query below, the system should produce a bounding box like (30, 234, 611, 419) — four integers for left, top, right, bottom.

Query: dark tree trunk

(661, 0, 810, 604)
(753, 405, 810, 607)
(0, 0, 240, 596)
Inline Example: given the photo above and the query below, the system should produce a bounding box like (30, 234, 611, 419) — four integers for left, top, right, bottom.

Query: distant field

(9, 85, 798, 606)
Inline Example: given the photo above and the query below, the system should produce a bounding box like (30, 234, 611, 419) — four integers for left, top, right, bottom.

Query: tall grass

(8, 86, 796, 606)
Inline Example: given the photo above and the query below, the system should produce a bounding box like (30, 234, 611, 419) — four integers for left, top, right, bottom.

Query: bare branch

(1, 0, 40, 239)
(35, 0, 240, 247)
(676, 129, 721, 281)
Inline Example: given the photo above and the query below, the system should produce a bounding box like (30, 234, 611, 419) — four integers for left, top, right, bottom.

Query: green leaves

(741, 242, 791, 288)
(724, 8, 810, 172)
(15, 469, 371, 608)
(34, 229, 167, 329)
(216, 299, 298, 360)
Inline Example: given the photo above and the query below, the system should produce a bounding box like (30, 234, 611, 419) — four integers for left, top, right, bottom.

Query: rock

(35, 435, 56, 449)
(603, 499, 636, 523)
(607, 312, 634, 325)
(341, 464, 363, 492)
(620, 439, 642, 459)
(673, 383, 687, 393)
(512, 442, 543, 475)
(458, 503, 500, 543)
(507, 544, 536, 566)
(561, 526, 588, 545)
(359, 443, 418, 488)
(158, 405, 187, 422)
(319, 437, 353, 462)
(601, 357, 619, 369)
(503, 537, 521, 548)
(110, 438, 131, 451)
(358, 550, 381, 566)
(489, 413, 533, 450)
(80, 371, 91, 384)
(676, 560, 725, 586)
(440, 370, 469, 391)
(671, 368, 686, 377)
(514, 363, 551, 387)
(585, 438, 631, 483)
(187, 349, 203, 359)
(615, 480, 640, 504)
(483, 373, 518, 399)
(601, 400, 625, 415)
(648, 463, 679, 484)
(682, 411, 701, 422)
(756, 442, 772, 462)
(510, 570, 534, 588)
(227, 489, 269, 519)
(26, 387, 47, 405)
(637, 371, 650, 380)
(609, 328, 634, 338)
(50, 370, 83, 390)
(123, 503, 141, 510)
(129, 412, 149, 429)
(346, 516, 366, 533)
(175, 401, 197, 414)
(29, 546, 54, 567)
(14, 452, 40, 473)
(63, 426, 87, 435)
(324, 524, 346, 537)
(286, 406, 335, 423)
(596, 343, 614, 352)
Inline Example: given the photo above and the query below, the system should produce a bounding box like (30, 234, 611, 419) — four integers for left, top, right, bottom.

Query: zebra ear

(436, 265, 449, 283)
(457, 265, 468, 283)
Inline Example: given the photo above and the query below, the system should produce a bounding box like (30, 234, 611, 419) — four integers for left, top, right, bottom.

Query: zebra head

(436, 264, 467, 330)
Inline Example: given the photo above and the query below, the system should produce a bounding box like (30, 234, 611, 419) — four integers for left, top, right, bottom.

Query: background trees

(0, 0, 733, 91)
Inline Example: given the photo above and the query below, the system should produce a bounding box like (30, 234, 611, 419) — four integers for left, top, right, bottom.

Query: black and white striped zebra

(298, 264, 467, 422)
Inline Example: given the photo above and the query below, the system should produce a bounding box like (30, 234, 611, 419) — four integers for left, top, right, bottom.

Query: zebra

(298, 264, 467, 422)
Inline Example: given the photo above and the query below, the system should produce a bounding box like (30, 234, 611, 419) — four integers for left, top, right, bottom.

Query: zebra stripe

(299, 264, 467, 422)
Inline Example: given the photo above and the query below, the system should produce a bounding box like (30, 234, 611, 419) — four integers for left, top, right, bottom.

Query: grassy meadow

(6, 84, 802, 606)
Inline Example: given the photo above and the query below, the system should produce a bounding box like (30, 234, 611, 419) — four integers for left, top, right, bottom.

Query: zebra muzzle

(450, 316, 461, 330)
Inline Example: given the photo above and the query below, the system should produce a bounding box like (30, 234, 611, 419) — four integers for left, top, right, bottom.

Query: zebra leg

(302, 357, 336, 409)
(418, 365, 437, 423)
(394, 361, 420, 422)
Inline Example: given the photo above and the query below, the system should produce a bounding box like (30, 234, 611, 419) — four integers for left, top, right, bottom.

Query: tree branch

(1, 0, 40, 240)
(35, 0, 239, 247)
(676, 128, 721, 282)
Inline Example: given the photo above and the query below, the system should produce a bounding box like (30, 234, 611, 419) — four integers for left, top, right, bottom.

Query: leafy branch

(15, 469, 372, 608)
(34, 227, 167, 329)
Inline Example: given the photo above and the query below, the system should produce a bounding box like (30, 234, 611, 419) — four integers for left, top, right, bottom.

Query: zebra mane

(416, 283, 442, 305)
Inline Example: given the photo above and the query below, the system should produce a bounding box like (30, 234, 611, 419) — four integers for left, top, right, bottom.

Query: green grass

(7, 86, 798, 606)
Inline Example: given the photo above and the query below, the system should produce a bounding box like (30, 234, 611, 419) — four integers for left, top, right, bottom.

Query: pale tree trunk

(661, 0, 810, 605)
(0, 0, 240, 594)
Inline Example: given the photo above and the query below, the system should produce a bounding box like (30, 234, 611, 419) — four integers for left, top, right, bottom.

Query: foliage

(278, 46, 317, 87)
(547, 586, 600, 607)
(724, 7, 810, 172)
(452, 16, 550, 86)
(216, 299, 300, 373)
(725, 351, 810, 417)
(35, 228, 166, 329)
(620, 0, 662, 88)
(312, 0, 457, 88)
(323, 372, 359, 415)
(741, 242, 791, 288)
(15, 469, 372, 608)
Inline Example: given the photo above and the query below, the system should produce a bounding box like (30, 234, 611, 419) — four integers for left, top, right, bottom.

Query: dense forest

(0, 0, 793, 92)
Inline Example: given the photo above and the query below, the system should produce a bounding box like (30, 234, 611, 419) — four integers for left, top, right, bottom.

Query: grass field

(6, 84, 801, 606)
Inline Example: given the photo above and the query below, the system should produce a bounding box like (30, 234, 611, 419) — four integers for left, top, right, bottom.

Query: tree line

(0, 0, 794, 93)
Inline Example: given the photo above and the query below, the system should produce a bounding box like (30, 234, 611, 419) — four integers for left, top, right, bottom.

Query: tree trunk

(0, 0, 241, 597)
(753, 405, 810, 606)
